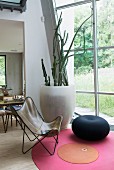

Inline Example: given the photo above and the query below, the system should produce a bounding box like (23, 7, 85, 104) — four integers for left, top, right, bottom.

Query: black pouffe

(72, 115, 110, 141)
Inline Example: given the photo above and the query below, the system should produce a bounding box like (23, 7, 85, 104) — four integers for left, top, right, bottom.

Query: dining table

(0, 99, 24, 107)
(0, 96, 25, 130)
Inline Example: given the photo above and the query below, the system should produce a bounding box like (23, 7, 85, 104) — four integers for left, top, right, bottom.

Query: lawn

(75, 68, 114, 117)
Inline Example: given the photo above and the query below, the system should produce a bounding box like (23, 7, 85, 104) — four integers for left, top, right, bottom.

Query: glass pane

(74, 3, 93, 49)
(97, 0, 114, 47)
(56, 2, 93, 50)
(75, 93, 95, 115)
(0, 0, 20, 3)
(75, 50, 94, 91)
(98, 48, 114, 93)
(0, 56, 6, 86)
(99, 94, 114, 125)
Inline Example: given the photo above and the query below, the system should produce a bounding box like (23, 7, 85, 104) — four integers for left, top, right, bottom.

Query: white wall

(0, 0, 51, 110)
(58, 7, 74, 85)
(24, 1, 51, 109)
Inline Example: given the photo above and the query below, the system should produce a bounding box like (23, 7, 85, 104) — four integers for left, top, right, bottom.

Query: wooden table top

(0, 99, 24, 106)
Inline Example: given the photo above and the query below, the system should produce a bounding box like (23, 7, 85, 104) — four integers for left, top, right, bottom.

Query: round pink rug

(32, 129, 114, 170)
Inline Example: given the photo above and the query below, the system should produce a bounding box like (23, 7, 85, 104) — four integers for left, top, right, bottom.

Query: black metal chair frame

(10, 97, 62, 155)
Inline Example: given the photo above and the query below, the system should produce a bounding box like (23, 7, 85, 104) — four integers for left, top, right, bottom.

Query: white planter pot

(40, 85, 75, 129)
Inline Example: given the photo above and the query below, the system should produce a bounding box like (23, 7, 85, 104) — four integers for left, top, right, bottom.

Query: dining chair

(0, 108, 7, 132)
(0, 108, 20, 133)
(10, 96, 63, 155)
(0, 88, 23, 131)
(5, 102, 23, 131)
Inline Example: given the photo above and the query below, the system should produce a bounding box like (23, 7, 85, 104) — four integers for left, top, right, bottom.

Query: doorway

(0, 19, 25, 95)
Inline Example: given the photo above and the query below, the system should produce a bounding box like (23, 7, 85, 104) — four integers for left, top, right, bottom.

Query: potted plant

(40, 13, 92, 129)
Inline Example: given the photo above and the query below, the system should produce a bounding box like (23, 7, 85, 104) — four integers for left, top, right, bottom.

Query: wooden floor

(0, 118, 38, 170)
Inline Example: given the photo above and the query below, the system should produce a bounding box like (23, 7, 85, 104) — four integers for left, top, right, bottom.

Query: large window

(0, 55, 6, 87)
(53, 0, 114, 125)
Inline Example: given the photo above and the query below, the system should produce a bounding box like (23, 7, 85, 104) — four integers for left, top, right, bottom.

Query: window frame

(0, 55, 7, 87)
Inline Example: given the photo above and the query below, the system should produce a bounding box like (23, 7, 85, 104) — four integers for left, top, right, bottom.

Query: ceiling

(0, 19, 24, 53)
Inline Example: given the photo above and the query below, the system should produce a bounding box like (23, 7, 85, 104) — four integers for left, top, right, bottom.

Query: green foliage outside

(75, 68, 114, 117)
(74, 0, 114, 72)
(0, 56, 5, 86)
(74, 0, 114, 117)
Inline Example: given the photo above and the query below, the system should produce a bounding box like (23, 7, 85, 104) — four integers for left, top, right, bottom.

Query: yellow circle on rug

(57, 143, 99, 164)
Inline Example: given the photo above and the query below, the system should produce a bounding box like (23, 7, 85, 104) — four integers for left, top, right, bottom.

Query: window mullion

(92, 0, 99, 116)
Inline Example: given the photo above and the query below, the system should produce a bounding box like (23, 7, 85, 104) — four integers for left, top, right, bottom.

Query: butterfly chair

(10, 97, 63, 155)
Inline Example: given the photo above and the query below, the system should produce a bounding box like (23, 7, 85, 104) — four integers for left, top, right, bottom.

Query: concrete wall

(0, 53, 23, 95)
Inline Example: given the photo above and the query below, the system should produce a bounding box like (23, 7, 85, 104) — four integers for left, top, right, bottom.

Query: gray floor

(110, 125, 114, 131)
(0, 113, 113, 170)
(0, 119, 38, 170)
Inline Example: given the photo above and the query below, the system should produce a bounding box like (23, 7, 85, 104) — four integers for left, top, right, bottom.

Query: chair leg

(22, 125, 37, 154)
(5, 113, 18, 130)
(11, 114, 18, 127)
(11, 115, 12, 126)
(5, 114, 9, 132)
(22, 125, 59, 155)
(52, 134, 59, 154)
(16, 115, 18, 126)
(1, 115, 6, 133)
